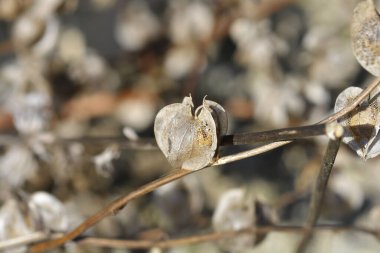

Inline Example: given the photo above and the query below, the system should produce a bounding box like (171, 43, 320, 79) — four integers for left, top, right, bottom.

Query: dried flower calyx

(154, 95, 227, 171)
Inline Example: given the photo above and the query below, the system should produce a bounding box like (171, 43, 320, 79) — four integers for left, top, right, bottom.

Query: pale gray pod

(154, 96, 227, 171)
(334, 86, 380, 159)
(351, 0, 380, 77)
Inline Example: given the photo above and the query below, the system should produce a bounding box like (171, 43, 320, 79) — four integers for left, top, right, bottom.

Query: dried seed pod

(212, 189, 274, 252)
(154, 95, 227, 170)
(115, 1, 161, 51)
(0, 0, 31, 20)
(12, 14, 45, 50)
(334, 86, 380, 159)
(168, 1, 214, 45)
(351, 0, 380, 77)
(12, 15, 59, 56)
(10, 91, 52, 135)
(212, 189, 255, 252)
(28, 191, 68, 232)
(0, 198, 35, 253)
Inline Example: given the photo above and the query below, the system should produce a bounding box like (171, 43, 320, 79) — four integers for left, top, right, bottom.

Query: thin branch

(307, 142, 342, 225)
(30, 169, 191, 253)
(0, 134, 158, 151)
(221, 124, 326, 145)
(0, 123, 327, 150)
(60, 136, 158, 150)
(26, 138, 307, 253)
(3, 75, 380, 151)
(30, 78, 380, 252)
(0, 232, 48, 250)
(4, 224, 380, 250)
(6, 224, 377, 251)
(29, 140, 294, 252)
(215, 141, 291, 165)
(274, 188, 308, 210)
(296, 126, 343, 253)
(77, 224, 379, 249)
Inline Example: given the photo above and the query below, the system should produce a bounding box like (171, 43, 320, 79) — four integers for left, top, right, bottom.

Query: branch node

(325, 122, 344, 140)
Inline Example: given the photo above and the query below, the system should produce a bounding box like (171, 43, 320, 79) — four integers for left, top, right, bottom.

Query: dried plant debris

(154, 95, 227, 171)
(0, 145, 38, 187)
(2, 0, 380, 252)
(153, 175, 205, 229)
(351, 0, 380, 77)
(0, 192, 68, 252)
(8, 91, 52, 135)
(334, 86, 380, 159)
(92, 145, 120, 177)
(168, 1, 214, 45)
(212, 188, 257, 253)
(115, 1, 161, 51)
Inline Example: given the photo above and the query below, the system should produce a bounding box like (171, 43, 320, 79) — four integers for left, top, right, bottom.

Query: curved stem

(30, 169, 192, 253)
(29, 77, 380, 252)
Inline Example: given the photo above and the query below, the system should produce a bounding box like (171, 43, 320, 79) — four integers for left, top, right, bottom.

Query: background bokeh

(1, 0, 380, 252)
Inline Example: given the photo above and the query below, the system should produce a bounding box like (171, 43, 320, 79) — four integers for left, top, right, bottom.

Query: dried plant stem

(216, 141, 291, 165)
(222, 124, 326, 145)
(30, 169, 192, 253)
(0, 232, 49, 250)
(4, 74, 380, 151)
(296, 135, 342, 253)
(29, 139, 299, 252)
(61, 136, 158, 150)
(6, 224, 379, 251)
(0, 124, 326, 150)
(30, 78, 380, 252)
(77, 224, 378, 249)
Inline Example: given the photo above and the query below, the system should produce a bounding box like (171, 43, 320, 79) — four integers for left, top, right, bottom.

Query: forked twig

(30, 77, 380, 252)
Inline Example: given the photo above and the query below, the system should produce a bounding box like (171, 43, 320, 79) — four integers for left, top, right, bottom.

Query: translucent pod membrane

(334, 86, 380, 159)
(154, 95, 227, 171)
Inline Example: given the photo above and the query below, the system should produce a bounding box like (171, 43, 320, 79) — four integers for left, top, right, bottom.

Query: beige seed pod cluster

(351, 0, 380, 77)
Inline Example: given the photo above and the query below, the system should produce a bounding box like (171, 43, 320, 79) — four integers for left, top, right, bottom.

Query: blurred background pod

(351, 0, 380, 77)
